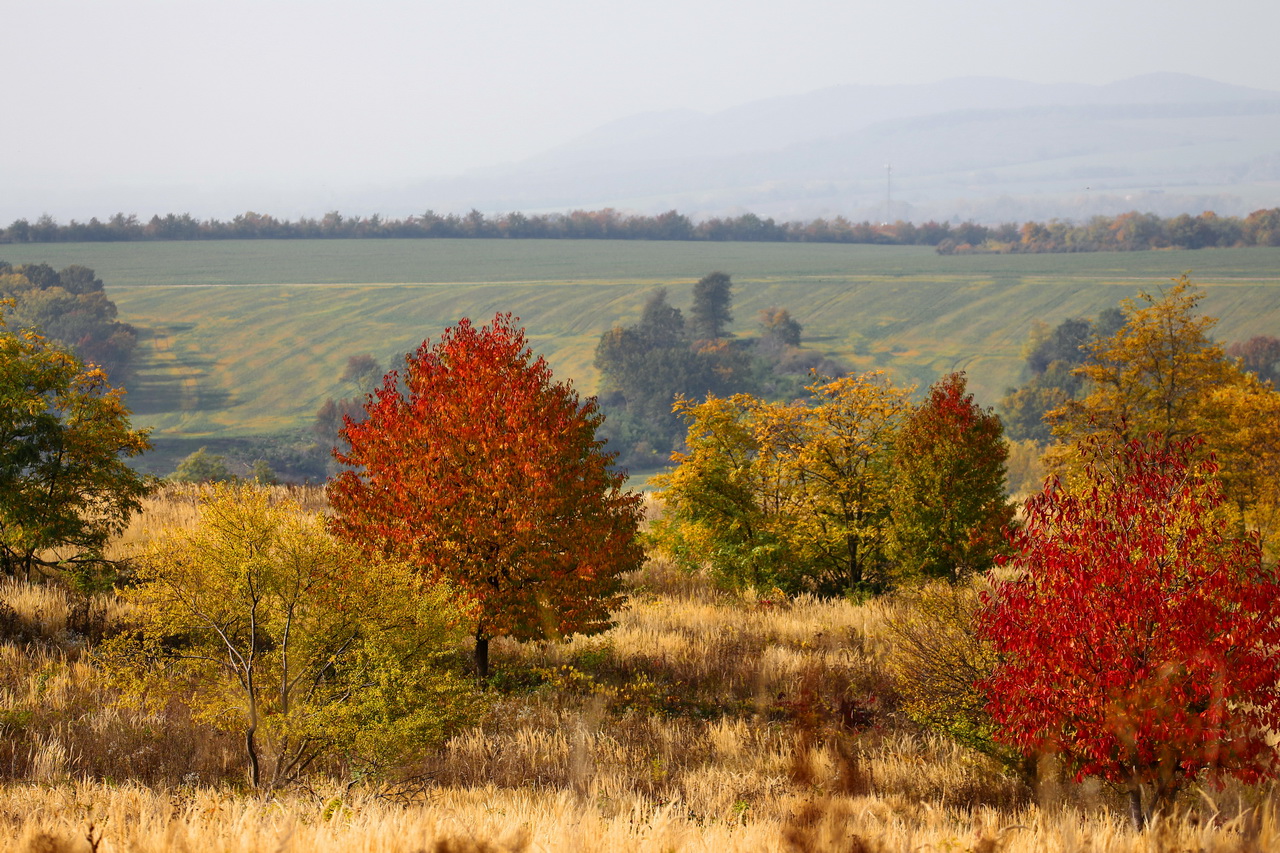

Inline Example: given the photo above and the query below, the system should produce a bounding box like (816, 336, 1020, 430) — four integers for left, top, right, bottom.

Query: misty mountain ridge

(372, 73, 1280, 224)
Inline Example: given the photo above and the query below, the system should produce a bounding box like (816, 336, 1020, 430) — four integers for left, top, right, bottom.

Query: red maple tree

(327, 314, 644, 677)
(980, 437, 1280, 829)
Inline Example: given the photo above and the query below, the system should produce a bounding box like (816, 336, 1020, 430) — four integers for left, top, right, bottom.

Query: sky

(4, 0, 1278, 222)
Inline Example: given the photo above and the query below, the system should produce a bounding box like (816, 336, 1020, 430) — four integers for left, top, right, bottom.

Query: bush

(101, 485, 480, 789)
(884, 581, 1031, 784)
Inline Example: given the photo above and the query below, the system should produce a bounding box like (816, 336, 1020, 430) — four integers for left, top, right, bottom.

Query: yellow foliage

(650, 372, 910, 595)
(100, 485, 477, 789)
(1045, 275, 1280, 553)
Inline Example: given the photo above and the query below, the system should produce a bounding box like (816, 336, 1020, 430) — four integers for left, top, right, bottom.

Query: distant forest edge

(4, 207, 1280, 252)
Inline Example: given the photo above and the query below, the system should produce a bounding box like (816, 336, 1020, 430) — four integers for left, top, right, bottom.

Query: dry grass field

(0, 487, 1277, 851)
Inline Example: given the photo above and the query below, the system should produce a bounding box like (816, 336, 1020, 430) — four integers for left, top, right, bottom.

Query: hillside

(369, 74, 1280, 222)
(1, 240, 1278, 475)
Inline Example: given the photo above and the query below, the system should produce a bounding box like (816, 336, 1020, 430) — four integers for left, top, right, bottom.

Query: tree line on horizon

(3, 207, 1280, 251)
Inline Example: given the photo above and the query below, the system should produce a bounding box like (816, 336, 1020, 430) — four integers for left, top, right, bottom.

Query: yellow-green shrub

(100, 485, 479, 789)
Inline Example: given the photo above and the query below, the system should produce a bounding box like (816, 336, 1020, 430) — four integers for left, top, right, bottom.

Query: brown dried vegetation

(0, 488, 1277, 851)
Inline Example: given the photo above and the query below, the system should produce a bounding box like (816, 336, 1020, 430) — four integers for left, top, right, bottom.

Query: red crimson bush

(980, 436, 1280, 829)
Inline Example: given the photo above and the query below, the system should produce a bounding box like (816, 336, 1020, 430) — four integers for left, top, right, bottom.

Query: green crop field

(3, 240, 1279, 476)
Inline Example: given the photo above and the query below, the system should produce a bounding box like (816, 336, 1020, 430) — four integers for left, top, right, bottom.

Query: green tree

(652, 371, 911, 596)
(0, 307, 151, 580)
(169, 447, 234, 483)
(888, 372, 1015, 582)
(250, 459, 278, 485)
(594, 288, 722, 467)
(0, 263, 138, 382)
(998, 309, 1120, 443)
(690, 271, 733, 340)
(104, 486, 477, 789)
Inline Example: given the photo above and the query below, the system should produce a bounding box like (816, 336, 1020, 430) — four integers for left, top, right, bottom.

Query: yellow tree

(651, 371, 910, 595)
(1047, 275, 1280, 552)
(106, 487, 477, 789)
(648, 394, 795, 591)
(785, 373, 912, 593)
(1208, 378, 1280, 554)
(1048, 276, 1239, 454)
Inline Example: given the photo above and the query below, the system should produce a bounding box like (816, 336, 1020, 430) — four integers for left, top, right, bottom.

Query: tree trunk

(245, 727, 260, 789)
(1128, 784, 1146, 832)
(475, 633, 490, 681)
(847, 534, 861, 591)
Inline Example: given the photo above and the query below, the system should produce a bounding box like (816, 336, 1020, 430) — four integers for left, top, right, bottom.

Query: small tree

(889, 372, 1015, 582)
(651, 371, 910, 595)
(340, 353, 382, 388)
(0, 308, 151, 580)
(758, 306, 802, 348)
(169, 446, 234, 483)
(104, 486, 476, 789)
(884, 580, 1031, 781)
(690, 271, 733, 341)
(329, 314, 644, 678)
(648, 393, 796, 592)
(980, 437, 1280, 829)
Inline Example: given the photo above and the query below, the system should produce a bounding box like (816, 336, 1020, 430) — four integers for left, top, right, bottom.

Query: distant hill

(369, 74, 1280, 223)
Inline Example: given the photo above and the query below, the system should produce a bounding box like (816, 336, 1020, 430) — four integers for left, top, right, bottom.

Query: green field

(3, 240, 1279, 475)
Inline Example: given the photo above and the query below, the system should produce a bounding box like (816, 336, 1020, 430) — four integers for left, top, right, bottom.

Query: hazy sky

(4, 0, 1277, 221)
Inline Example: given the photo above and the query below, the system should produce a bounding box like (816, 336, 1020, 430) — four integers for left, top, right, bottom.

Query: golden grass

(3, 778, 1278, 852)
(1, 487, 1278, 851)
(104, 483, 329, 560)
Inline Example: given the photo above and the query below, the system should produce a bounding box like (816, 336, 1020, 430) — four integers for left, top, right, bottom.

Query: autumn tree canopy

(0, 262, 138, 382)
(0, 307, 151, 582)
(888, 372, 1014, 582)
(650, 371, 912, 595)
(328, 314, 644, 678)
(1048, 276, 1241, 450)
(1046, 276, 1280, 552)
(980, 437, 1280, 830)
(106, 487, 476, 789)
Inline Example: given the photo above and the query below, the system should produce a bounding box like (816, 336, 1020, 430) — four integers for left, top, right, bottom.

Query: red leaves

(889, 372, 1014, 581)
(327, 314, 644, 653)
(980, 437, 1280, 799)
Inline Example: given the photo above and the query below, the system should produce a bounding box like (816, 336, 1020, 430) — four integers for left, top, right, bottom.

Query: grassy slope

(3, 239, 1278, 459)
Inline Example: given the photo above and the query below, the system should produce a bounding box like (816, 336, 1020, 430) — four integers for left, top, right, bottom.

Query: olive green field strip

(2, 240, 1277, 442)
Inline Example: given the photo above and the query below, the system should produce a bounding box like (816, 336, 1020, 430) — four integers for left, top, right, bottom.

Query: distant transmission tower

(884, 163, 892, 224)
